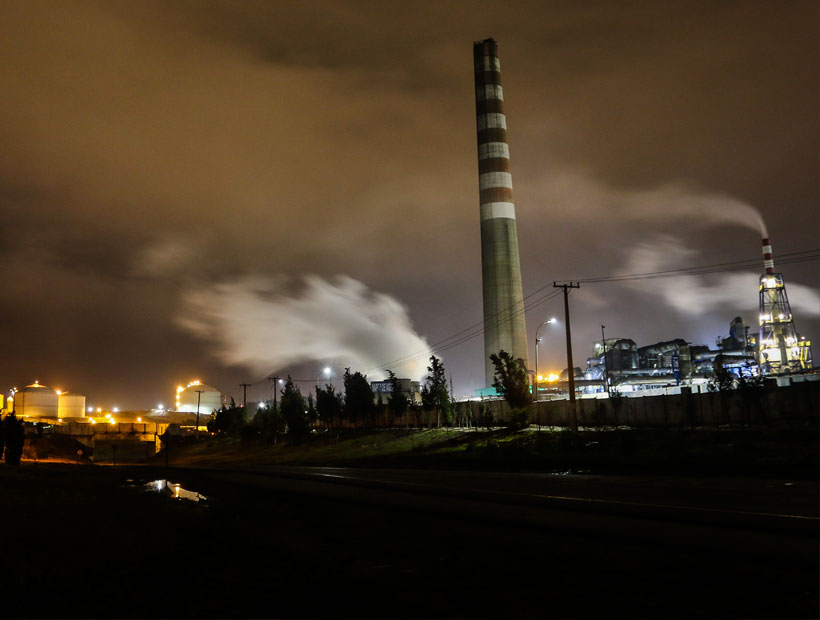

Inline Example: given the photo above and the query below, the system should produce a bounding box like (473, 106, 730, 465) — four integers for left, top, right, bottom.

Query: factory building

(473, 38, 530, 386)
(174, 380, 222, 415)
(580, 310, 810, 394)
(370, 378, 422, 404)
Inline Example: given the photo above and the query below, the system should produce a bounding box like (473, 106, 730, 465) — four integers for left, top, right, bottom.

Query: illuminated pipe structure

(757, 237, 812, 373)
(473, 38, 530, 386)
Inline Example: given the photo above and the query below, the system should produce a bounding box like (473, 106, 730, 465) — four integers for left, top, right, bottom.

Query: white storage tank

(175, 380, 222, 415)
(14, 382, 59, 417)
(57, 392, 86, 418)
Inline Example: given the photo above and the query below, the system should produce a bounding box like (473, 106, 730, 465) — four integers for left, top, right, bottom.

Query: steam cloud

(530, 169, 769, 237)
(621, 237, 820, 318)
(176, 275, 432, 380)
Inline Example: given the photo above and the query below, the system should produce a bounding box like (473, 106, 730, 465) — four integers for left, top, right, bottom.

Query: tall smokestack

(473, 38, 530, 386)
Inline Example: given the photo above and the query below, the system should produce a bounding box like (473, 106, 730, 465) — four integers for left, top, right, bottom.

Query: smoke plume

(621, 237, 820, 317)
(529, 168, 769, 237)
(176, 275, 432, 380)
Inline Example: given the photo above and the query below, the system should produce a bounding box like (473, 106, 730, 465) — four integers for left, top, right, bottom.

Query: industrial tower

(757, 238, 812, 373)
(473, 38, 530, 386)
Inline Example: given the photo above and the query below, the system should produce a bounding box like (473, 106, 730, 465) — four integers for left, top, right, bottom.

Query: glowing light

(87, 407, 93, 413)
(537, 375, 544, 381)
(547, 374, 559, 382)
(137, 417, 142, 423)
(323, 367, 331, 375)
(96, 407, 102, 413)
(113, 407, 119, 413)
(90, 419, 96, 425)
(158, 404, 164, 410)
(109, 419, 115, 425)
(58, 418, 62, 423)
(55, 390, 62, 395)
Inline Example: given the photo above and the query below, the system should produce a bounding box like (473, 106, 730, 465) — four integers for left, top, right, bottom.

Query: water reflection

(145, 479, 207, 502)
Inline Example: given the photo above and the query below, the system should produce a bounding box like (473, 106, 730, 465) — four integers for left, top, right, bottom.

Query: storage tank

(57, 392, 86, 418)
(175, 380, 221, 415)
(14, 382, 59, 417)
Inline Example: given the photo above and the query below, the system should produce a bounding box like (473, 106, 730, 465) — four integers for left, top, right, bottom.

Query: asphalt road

(163, 465, 818, 618)
(5, 463, 817, 618)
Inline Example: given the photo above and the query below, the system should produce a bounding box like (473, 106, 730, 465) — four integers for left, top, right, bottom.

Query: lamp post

(319, 367, 332, 389)
(534, 318, 557, 402)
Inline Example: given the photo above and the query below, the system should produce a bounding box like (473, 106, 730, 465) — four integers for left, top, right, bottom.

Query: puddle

(143, 479, 207, 502)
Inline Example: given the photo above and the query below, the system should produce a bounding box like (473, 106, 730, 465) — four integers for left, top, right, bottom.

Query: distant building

(10, 382, 86, 418)
(370, 378, 422, 404)
(174, 380, 222, 415)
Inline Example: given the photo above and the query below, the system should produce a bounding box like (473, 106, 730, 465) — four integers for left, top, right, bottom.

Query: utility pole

(194, 389, 204, 439)
(240, 383, 251, 420)
(601, 324, 610, 396)
(554, 282, 580, 430)
(267, 376, 280, 412)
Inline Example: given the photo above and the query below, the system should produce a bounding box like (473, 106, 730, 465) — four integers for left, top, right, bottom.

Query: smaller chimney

(761, 238, 774, 275)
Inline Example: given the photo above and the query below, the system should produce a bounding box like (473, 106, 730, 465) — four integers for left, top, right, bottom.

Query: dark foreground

(2, 463, 817, 619)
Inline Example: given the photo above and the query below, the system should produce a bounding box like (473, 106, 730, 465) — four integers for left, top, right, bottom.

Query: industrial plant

(0, 378, 225, 463)
(471, 40, 813, 399)
(541, 237, 815, 399)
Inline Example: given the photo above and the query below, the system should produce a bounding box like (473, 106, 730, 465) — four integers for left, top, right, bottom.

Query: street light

(534, 318, 557, 402)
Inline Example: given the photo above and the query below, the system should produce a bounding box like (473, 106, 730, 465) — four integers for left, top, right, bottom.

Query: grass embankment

(162, 426, 819, 478)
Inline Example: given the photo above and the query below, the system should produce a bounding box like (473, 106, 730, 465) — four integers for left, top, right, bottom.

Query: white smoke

(530, 168, 769, 237)
(620, 237, 820, 317)
(176, 274, 432, 380)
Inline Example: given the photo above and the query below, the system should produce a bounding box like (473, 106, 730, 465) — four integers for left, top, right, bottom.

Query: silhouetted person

(3, 414, 25, 465)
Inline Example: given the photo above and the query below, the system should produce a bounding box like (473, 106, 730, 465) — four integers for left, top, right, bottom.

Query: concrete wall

(461, 379, 819, 428)
(338, 379, 818, 429)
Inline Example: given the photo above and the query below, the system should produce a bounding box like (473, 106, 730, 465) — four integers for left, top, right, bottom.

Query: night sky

(1, 0, 817, 408)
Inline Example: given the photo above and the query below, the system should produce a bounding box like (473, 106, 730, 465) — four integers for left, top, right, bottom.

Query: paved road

(159, 465, 818, 618)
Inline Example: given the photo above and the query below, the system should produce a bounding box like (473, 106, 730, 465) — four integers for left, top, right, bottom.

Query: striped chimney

(762, 238, 774, 275)
(474, 38, 530, 386)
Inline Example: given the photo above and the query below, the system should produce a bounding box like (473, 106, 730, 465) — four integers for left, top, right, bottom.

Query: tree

(316, 384, 343, 428)
(306, 393, 318, 424)
(252, 404, 285, 443)
(421, 356, 451, 427)
(3, 414, 24, 465)
(343, 368, 375, 425)
(490, 350, 531, 410)
(207, 397, 245, 435)
(280, 376, 309, 442)
(386, 370, 409, 423)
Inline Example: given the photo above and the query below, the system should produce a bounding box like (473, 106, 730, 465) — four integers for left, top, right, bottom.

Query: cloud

(176, 274, 433, 380)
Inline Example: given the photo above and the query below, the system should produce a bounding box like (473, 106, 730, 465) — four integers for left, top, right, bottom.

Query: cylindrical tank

(58, 393, 86, 418)
(14, 382, 59, 417)
(175, 382, 221, 416)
